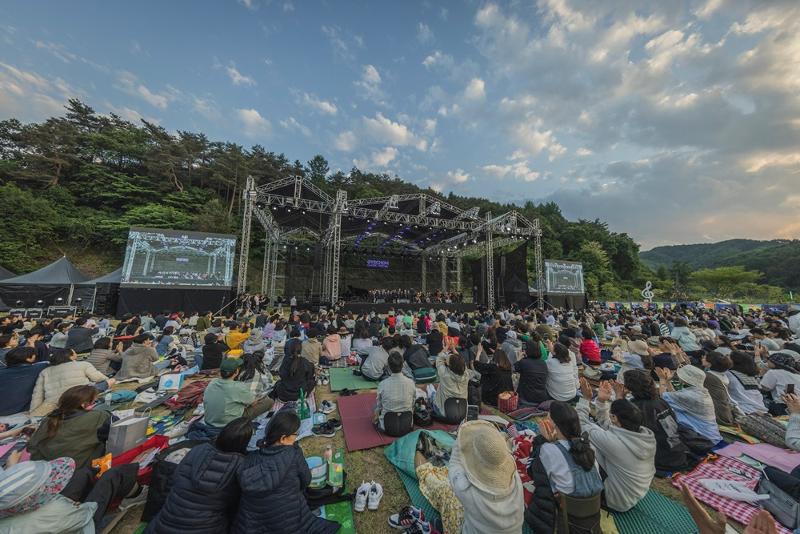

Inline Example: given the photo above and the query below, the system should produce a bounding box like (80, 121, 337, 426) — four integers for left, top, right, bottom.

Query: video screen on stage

(545, 260, 585, 294)
(120, 228, 237, 288)
(366, 259, 390, 269)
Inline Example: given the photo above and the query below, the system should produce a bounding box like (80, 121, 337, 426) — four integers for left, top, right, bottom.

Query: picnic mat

(322, 501, 355, 534)
(329, 367, 380, 392)
(338, 392, 458, 452)
(610, 490, 696, 534)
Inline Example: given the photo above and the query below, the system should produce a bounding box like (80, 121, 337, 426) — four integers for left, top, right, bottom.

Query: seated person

(30, 349, 113, 417)
(515, 339, 550, 405)
(146, 418, 251, 533)
(224, 323, 251, 351)
(579, 328, 601, 365)
(233, 411, 340, 534)
(0, 454, 142, 533)
(702, 352, 735, 426)
(576, 379, 656, 512)
(426, 328, 444, 357)
(242, 328, 266, 355)
(198, 359, 272, 435)
(726, 350, 767, 414)
(116, 333, 159, 380)
(321, 326, 342, 362)
(432, 351, 469, 418)
(659, 365, 723, 444)
(624, 370, 690, 473)
(270, 343, 316, 402)
(351, 327, 373, 352)
(0, 347, 48, 416)
(525, 401, 603, 533)
(760, 352, 800, 416)
(64, 317, 99, 354)
(201, 332, 229, 370)
(28, 385, 112, 469)
(546, 342, 579, 402)
(155, 326, 177, 356)
(472, 348, 514, 407)
(399, 335, 432, 371)
(361, 337, 394, 381)
(86, 337, 123, 376)
(236, 351, 273, 396)
(374, 352, 417, 432)
(300, 328, 323, 366)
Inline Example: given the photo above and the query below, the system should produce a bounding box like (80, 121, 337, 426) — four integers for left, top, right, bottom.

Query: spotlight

(15, 300, 23, 306)
(55, 297, 63, 303)
(36, 299, 44, 305)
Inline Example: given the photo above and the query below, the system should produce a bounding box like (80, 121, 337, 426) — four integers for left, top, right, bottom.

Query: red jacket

(579, 338, 601, 364)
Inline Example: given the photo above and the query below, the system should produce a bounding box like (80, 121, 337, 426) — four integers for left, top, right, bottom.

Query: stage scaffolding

(237, 175, 545, 309)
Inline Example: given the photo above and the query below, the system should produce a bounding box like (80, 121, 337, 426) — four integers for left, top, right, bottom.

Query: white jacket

(30, 361, 106, 416)
(577, 398, 657, 512)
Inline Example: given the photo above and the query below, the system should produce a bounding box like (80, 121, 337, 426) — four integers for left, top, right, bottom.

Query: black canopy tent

(0, 265, 15, 281)
(0, 256, 92, 307)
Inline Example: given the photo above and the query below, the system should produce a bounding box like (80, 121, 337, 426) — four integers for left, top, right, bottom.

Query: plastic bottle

(323, 444, 333, 463)
(328, 448, 344, 488)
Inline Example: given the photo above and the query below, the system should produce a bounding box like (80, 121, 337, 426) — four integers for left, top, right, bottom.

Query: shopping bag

(111, 434, 170, 485)
(106, 413, 149, 456)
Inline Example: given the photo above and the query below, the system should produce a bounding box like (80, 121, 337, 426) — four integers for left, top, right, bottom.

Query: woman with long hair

(233, 411, 339, 533)
(271, 342, 316, 402)
(515, 338, 550, 405)
(237, 351, 272, 396)
(726, 350, 767, 414)
(28, 385, 111, 469)
(546, 342, 579, 402)
(155, 326, 176, 356)
(472, 348, 514, 407)
(525, 401, 603, 533)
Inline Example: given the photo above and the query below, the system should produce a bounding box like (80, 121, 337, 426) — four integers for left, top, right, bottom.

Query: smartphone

(788, 384, 795, 395)
(466, 404, 479, 421)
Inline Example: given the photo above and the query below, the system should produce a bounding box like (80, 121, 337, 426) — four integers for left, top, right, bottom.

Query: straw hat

(676, 365, 706, 388)
(456, 420, 517, 494)
(628, 340, 650, 357)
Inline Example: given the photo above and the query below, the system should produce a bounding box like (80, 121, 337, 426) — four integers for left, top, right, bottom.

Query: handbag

(758, 476, 800, 529)
(106, 411, 150, 456)
(498, 391, 519, 413)
(739, 413, 788, 448)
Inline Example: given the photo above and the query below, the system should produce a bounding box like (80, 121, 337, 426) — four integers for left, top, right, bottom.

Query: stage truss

(237, 175, 545, 309)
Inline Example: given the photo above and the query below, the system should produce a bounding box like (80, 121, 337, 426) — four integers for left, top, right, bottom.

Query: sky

(1, 0, 799, 250)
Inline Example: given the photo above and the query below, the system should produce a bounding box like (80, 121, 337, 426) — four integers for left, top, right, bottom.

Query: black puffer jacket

(525, 435, 558, 534)
(145, 443, 244, 534)
(232, 444, 340, 534)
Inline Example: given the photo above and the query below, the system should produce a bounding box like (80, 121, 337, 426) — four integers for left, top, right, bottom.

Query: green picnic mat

(322, 501, 355, 533)
(329, 367, 379, 392)
(611, 490, 697, 534)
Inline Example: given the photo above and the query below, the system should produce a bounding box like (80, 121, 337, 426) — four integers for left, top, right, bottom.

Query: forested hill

(0, 99, 645, 295)
(641, 239, 800, 291)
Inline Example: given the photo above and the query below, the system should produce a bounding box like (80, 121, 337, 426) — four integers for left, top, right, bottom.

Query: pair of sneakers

(353, 481, 383, 512)
(388, 506, 438, 533)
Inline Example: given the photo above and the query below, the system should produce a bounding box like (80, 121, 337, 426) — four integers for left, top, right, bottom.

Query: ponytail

(568, 432, 596, 471)
(45, 385, 97, 439)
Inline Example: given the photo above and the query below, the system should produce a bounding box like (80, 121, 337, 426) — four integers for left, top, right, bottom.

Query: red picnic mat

(338, 392, 459, 452)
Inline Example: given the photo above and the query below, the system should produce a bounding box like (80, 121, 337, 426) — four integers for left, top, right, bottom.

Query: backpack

(739, 413, 788, 448)
(468, 376, 482, 406)
(164, 380, 210, 411)
(414, 397, 433, 427)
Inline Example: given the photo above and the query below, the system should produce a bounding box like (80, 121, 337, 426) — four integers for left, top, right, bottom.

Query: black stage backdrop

(117, 288, 233, 316)
(470, 243, 530, 307)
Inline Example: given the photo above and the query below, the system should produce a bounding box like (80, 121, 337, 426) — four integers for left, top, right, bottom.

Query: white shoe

(367, 480, 383, 510)
(354, 481, 370, 512)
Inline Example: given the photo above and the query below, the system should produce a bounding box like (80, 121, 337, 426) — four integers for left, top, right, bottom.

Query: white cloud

(239, 0, 256, 9)
(417, 22, 434, 44)
(423, 118, 437, 134)
(422, 50, 453, 70)
(447, 168, 470, 184)
(301, 92, 338, 115)
(105, 103, 159, 124)
(280, 116, 311, 137)
(283, 1, 294, 12)
(463, 77, 486, 101)
(695, 0, 725, 19)
(334, 130, 357, 152)
(481, 161, 540, 181)
(34, 41, 77, 63)
(576, 147, 593, 156)
(510, 119, 566, 161)
(0, 62, 88, 121)
(354, 64, 386, 104)
(192, 96, 219, 119)
(362, 113, 427, 150)
(116, 71, 175, 109)
(236, 108, 271, 137)
(321, 25, 354, 61)
(359, 146, 399, 167)
(225, 63, 256, 87)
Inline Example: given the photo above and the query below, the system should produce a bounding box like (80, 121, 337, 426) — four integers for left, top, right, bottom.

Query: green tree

(307, 155, 330, 181)
(690, 266, 762, 299)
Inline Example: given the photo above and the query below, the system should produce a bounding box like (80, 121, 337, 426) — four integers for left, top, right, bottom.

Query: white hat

(676, 365, 706, 388)
(456, 420, 517, 494)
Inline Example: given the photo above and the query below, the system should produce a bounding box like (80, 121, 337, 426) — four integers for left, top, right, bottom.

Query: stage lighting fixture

(15, 300, 23, 306)
(75, 298, 83, 303)
(256, 202, 265, 209)
(56, 297, 63, 303)
(302, 210, 306, 214)
(36, 299, 44, 305)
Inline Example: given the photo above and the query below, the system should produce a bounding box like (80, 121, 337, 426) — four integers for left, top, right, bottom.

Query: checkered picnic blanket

(672, 456, 791, 534)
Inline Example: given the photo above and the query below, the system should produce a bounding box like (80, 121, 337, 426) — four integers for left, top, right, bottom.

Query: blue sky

(2, 0, 799, 248)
